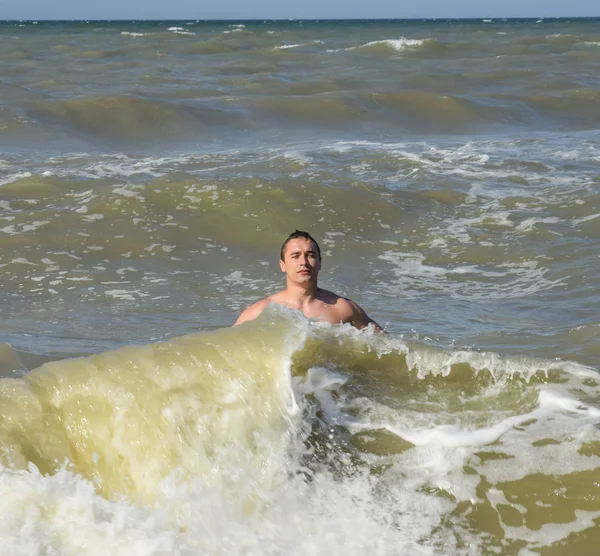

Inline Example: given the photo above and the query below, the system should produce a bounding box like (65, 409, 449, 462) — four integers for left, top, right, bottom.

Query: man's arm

(345, 299, 386, 333)
(233, 298, 270, 326)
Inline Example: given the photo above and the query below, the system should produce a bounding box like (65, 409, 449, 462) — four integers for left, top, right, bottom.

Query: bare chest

(300, 300, 349, 325)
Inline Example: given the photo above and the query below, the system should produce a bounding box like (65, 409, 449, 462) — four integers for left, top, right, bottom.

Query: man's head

(280, 230, 321, 262)
(279, 230, 321, 285)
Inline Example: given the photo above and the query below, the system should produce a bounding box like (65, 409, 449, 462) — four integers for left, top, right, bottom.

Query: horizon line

(1, 16, 599, 22)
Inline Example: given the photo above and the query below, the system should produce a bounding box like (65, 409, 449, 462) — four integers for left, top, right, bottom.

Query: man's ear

(279, 259, 286, 273)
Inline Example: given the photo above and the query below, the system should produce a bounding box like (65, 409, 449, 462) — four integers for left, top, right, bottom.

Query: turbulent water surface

(1, 18, 600, 555)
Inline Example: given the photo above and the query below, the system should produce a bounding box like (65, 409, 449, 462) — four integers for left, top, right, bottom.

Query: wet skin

(234, 238, 383, 331)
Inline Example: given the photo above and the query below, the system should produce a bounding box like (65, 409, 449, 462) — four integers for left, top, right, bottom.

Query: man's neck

(284, 280, 319, 307)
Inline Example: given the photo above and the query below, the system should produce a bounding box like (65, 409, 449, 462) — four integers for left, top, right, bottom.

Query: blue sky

(1, 0, 598, 20)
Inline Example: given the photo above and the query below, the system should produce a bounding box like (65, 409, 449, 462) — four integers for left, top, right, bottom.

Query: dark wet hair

(280, 230, 321, 261)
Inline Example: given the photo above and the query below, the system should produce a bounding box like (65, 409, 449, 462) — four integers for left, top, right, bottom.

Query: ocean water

(1, 18, 600, 554)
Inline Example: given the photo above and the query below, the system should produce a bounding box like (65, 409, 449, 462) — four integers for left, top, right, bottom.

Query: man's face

(280, 238, 321, 284)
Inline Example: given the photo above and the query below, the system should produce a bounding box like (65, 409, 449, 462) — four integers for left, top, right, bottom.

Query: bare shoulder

(337, 296, 362, 320)
(233, 297, 272, 326)
(333, 293, 384, 332)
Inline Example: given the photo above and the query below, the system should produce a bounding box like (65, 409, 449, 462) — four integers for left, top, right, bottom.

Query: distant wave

(26, 95, 243, 142)
(328, 37, 427, 54)
(167, 26, 195, 35)
(274, 43, 305, 50)
(352, 37, 426, 52)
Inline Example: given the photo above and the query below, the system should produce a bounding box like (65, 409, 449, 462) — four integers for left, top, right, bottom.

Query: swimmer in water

(234, 230, 384, 331)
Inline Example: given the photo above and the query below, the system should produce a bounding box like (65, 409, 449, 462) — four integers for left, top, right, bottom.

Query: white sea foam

(326, 37, 425, 54)
(0, 459, 444, 556)
(402, 342, 598, 382)
(21, 220, 49, 233)
(82, 214, 104, 222)
(515, 216, 561, 232)
(573, 212, 600, 224)
(9, 258, 36, 265)
(166, 26, 195, 35)
(121, 32, 148, 37)
(394, 389, 600, 450)
(353, 37, 425, 52)
(0, 171, 32, 186)
(31, 138, 600, 197)
(112, 184, 144, 198)
(377, 250, 562, 299)
(281, 149, 311, 165)
(104, 289, 146, 301)
(274, 43, 304, 50)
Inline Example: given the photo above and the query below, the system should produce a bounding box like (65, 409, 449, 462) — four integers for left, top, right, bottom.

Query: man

(234, 230, 384, 331)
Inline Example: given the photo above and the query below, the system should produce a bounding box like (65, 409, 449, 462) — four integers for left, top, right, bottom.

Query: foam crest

(0, 171, 32, 186)
(166, 27, 195, 36)
(274, 43, 304, 50)
(326, 37, 425, 54)
(404, 344, 596, 381)
(356, 38, 426, 51)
